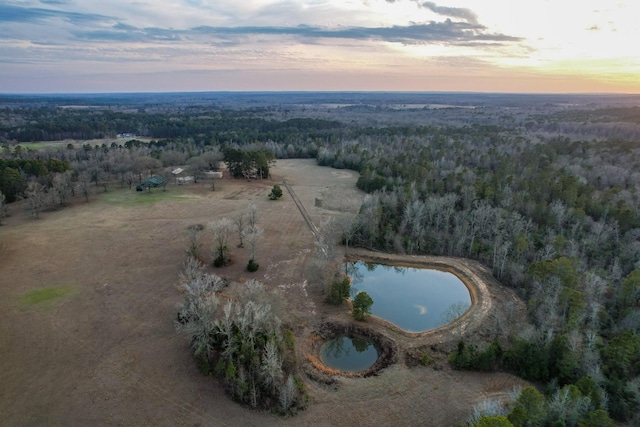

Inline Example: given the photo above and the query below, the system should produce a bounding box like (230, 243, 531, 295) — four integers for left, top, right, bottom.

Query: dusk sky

(1, 0, 639, 94)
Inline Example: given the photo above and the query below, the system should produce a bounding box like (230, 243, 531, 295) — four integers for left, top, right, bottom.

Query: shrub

(213, 255, 226, 268)
(326, 276, 351, 305)
(448, 340, 480, 370)
(195, 352, 213, 375)
(420, 354, 430, 366)
(269, 184, 283, 200)
(284, 330, 296, 350)
(247, 259, 260, 272)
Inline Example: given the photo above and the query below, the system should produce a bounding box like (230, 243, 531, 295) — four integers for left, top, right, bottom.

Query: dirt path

(283, 178, 320, 240)
(0, 159, 528, 427)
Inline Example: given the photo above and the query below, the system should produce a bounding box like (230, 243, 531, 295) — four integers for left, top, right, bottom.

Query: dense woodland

(1, 92, 640, 425)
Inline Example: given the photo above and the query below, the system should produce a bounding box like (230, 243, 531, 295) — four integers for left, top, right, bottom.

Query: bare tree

(160, 150, 187, 167)
(78, 171, 92, 202)
(52, 171, 72, 206)
(178, 256, 205, 284)
(531, 278, 563, 338)
(247, 226, 263, 261)
(550, 199, 568, 232)
(278, 374, 297, 414)
(305, 217, 343, 295)
(247, 203, 259, 231)
(133, 156, 162, 182)
(88, 161, 108, 192)
(201, 148, 224, 190)
(547, 386, 591, 426)
(234, 213, 247, 247)
(187, 155, 208, 183)
(26, 180, 46, 219)
(209, 218, 233, 266)
(260, 340, 283, 395)
(468, 398, 508, 425)
(317, 217, 339, 262)
(335, 214, 363, 259)
(175, 274, 224, 365)
(442, 301, 470, 337)
(186, 224, 204, 259)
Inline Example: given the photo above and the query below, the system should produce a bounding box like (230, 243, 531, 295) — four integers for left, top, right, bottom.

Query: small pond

(349, 261, 472, 333)
(320, 336, 379, 372)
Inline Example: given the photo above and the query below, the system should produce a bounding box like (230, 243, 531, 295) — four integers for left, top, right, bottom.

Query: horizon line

(1, 90, 640, 97)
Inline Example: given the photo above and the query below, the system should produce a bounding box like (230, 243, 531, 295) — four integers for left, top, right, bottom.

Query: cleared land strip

(283, 179, 320, 241)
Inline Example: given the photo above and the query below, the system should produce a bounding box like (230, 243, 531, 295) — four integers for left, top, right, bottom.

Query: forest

(1, 92, 639, 425)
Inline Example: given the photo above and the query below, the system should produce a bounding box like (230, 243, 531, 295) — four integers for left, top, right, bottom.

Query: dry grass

(0, 158, 527, 427)
(304, 354, 363, 378)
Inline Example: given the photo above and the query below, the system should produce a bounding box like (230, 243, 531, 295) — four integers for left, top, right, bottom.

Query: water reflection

(347, 261, 471, 332)
(320, 336, 378, 372)
(351, 336, 371, 353)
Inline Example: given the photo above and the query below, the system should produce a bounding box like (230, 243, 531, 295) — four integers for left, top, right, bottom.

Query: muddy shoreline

(303, 248, 525, 381)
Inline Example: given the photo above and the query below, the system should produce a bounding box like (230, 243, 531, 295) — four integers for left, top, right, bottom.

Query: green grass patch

(4, 141, 68, 152)
(100, 187, 195, 206)
(21, 285, 75, 307)
(5, 138, 156, 152)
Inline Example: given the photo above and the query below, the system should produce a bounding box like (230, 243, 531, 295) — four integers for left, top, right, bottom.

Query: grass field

(101, 187, 198, 206)
(4, 137, 154, 152)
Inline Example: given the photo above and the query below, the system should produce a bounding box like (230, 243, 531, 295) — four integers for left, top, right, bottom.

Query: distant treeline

(0, 108, 342, 142)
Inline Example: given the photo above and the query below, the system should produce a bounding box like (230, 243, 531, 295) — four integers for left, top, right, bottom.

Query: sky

(1, 0, 639, 94)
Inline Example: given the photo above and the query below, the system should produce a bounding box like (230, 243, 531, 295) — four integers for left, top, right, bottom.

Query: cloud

(0, 2, 520, 49)
(413, 304, 427, 315)
(74, 24, 184, 42)
(73, 20, 520, 46)
(0, 4, 113, 25)
(199, 20, 520, 45)
(419, 1, 478, 24)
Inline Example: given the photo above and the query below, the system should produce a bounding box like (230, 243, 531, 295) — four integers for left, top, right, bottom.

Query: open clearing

(0, 159, 526, 426)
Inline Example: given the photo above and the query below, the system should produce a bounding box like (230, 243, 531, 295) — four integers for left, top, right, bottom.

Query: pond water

(349, 261, 471, 333)
(320, 336, 379, 372)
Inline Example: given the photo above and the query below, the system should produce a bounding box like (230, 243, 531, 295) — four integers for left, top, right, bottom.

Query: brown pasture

(0, 159, 526, 426)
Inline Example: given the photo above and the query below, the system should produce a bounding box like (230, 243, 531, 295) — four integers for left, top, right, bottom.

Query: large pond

(349, 261, 472, 333)
(320, 336, 379, 372)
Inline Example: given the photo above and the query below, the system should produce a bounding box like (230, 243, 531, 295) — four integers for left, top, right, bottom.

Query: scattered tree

(234, 213, 247, 248)
(246, 226, 263, 272)
(336, 214, 363, 259)
(209, 218, 233, 267)
(25, 180, 45, 219)
(77, 171, 91, 202)
(52, 171, 71, 206)
(178, 256, 205, 285)
(247, 203, 259, 231)
(185, 224, 204, 260)
(352, 291, 373, 321)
